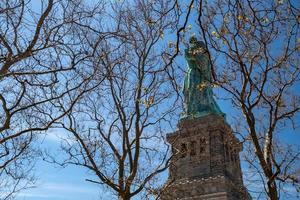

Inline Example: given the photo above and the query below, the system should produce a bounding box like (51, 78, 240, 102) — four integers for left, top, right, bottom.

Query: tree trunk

(267, 181, 278, 200)
(119, 193, 131, 200)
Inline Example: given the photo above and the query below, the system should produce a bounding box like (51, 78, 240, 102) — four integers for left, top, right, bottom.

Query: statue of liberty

(182, 37, 224, 119)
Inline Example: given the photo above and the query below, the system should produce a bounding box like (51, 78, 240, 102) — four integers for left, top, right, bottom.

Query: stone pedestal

(161, 114, 251, 200)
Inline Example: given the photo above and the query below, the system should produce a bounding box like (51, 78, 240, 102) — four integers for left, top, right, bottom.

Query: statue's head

(189, 36, 206, 49)
(189, 36, 198, 45)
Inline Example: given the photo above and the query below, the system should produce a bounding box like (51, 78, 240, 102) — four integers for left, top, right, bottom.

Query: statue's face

(189, 36, 198, 45)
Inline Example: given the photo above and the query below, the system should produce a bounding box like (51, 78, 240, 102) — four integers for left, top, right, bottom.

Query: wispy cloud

(17, 191, 64, 199)
(42, 182, 97, 193)
(17, 182, 103, 200)
(40, 128, 75, 145)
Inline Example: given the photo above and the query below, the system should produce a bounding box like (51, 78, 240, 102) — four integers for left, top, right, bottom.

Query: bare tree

(47, 0, 198, 199)
(0, 0, 107, 199)
(196, 0, 300, 199)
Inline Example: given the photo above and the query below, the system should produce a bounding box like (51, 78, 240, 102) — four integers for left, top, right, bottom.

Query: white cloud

(17, 181, 102, 200)
(41, 128, 75, 144)
(42, 182, 97, 193)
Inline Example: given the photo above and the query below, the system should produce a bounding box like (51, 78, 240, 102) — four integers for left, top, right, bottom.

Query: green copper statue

(182, 37, 224, 119)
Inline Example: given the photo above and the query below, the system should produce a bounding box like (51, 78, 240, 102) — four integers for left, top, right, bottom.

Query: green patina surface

(181, 37, 224, 120)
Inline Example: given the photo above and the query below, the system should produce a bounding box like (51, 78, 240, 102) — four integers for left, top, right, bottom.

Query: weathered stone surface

(161, 114, 251, 200)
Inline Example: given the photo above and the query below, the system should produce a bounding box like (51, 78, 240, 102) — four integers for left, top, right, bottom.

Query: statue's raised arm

(182, 37, 224, 120)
